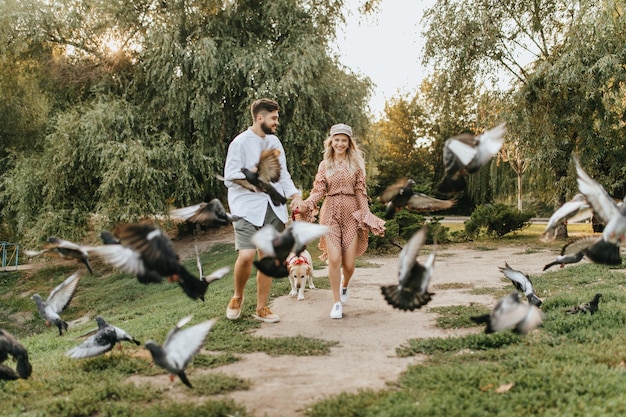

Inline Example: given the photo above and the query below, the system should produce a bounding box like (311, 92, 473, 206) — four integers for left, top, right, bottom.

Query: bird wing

(251, 225, 279, 257)
(117, 223, 181, 274)
(47, 271, 82, 313)
(445, 136, 478, 167)
(379, 178, 409, 203)
(407, 193, 456, 212)
(169, 203, 206, 222)
(561, 236, 602, 257)
(289, 221, 330, 251)
(0, 329, 27, 358)
(85, 244, 145, 275)
(257, 149, 282, 183)
(66, 327, 117, 358)
(574, 157, 619, 224)
(489, 293, 529, 333)
(163, 318, 217, 370)
(397, 226, 427, 284)
(203, 266, 230, 283)
(542, 194, 592, 241)
(194, 245, 203, 278)
(498, 263, 532, 295)
(475, 122, 506, 165)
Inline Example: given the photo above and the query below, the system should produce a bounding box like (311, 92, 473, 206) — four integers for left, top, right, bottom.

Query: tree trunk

(517, 172, 523, 211)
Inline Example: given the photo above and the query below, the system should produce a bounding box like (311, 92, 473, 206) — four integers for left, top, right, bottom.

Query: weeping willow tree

(0, 0, 371, 244)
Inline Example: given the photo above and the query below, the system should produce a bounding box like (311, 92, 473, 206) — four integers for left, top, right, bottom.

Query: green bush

(463, 203, 534, 239)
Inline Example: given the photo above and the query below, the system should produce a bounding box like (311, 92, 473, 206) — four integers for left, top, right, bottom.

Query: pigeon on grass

(471, 293, 544, 335)
(565, 293, 602, 315)
(380, 226, 435, 311)
(169, 198, 242, 227)
(379, 178, 456, 220)
(498, 262, 542, 307)
(216, 148, 286, 206)
(0, 329, 32, 380)
(144, 315, 217, 389)
(25, 236, 93, 274)
(437, 123, 506, 196)
(31, 271, 82, 336)
(252, 221, 329, 278)
(86, 223, 213, 301)
(66, 316, 140, 359)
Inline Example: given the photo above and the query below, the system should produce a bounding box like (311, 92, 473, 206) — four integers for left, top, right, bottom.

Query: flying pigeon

(169, 198, 242, 227)
(380, 226, 435, 311)
(471, 292, 544, 335)
(541, 193, 593, 242)
(86, 223, 213, 301)
(251, 221, 329, 278)
(194, 245, 229, 284)
(543, 245, 584, 271)
(25, 236, 93, 274)
(31, 271, 82, 336)
(0, 329, 32, 380)
(560, 236, 622, 266)
(575, 157, 626, 244)
(566, 293, 602, 315)
(498, 262, 542, 307)
(437, 122, 507, 196)
(216, 148, 286, 206)
(379, 178, 456, 219)
(144, 315, 217, 389)
(66, 316, 140, 358)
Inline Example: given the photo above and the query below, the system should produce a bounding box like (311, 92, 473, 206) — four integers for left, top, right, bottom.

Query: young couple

(222, 98, 385, 322)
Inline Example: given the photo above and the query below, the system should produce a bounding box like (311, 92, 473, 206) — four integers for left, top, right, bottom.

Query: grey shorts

(234, 204, 285, 250)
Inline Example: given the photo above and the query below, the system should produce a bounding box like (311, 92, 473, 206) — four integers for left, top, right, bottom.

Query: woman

(292, 123, 385, 319)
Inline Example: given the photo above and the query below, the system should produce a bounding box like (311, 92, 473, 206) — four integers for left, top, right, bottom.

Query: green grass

(305, 259, 626, 417)
(0, 241, 336, 416)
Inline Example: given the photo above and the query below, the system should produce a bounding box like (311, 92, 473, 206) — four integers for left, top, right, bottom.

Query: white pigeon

(498, 262, 542, 307)
(471, 293, 544, 334)
(575, 157, 626, 244)
(380, 226, 435, 311)
(541, 193, 593, 242)
(251, 221, 329, 278)
(31, 271, 82, 336)
(437, 122, 507, 195)
(144, 315, 217, 388)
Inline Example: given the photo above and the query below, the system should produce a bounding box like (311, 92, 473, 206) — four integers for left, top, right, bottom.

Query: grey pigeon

(25, 236, 93, 274)
(543, 244, 585, 271)
(381, 226, 435, 311)
(0, 329, 32, 380)
(379, 178, 456, 219)
(251, 221, 329, 278)
(541, 193, 593, 242)
(561, 236, 622, 266)
(471, 292, 544, 335)
(437, 123, 506, 195)
(144, 315, 217, 388)
(66, 316, 140, 359)
(498, 262, 542, 307)
(575, 157, 626, 244)
(566, 293, 602, 315)
(216, 148, 286, 206)
(31, 271, 82, 336)
(86, 223, 211, 301)
(169, 198, 242, 227)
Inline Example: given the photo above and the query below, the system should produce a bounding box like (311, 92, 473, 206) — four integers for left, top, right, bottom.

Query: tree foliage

(0, 0, 372, 243)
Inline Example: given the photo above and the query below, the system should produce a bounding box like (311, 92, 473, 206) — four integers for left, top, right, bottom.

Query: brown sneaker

(252, 306, 280, 323)
(226, 296, 244, 320)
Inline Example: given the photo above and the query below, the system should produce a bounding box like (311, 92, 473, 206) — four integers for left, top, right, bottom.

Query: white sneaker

(330, 302, 342, 319)
(340, 274, 349, 303)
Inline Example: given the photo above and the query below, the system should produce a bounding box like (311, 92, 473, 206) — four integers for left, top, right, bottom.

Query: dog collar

(288, 255, 310, 266)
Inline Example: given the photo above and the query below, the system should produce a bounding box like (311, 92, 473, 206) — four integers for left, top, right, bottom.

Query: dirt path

(187, 238, 566, 417)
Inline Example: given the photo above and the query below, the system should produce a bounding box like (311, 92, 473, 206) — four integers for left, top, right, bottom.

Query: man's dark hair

(251, 98, 279, 119)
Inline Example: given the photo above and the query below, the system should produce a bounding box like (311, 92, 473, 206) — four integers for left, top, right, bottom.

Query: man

(223, 98, 302, 323)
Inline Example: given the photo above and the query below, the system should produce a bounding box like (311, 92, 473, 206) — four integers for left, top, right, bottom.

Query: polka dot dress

(301, 160, 385, 260)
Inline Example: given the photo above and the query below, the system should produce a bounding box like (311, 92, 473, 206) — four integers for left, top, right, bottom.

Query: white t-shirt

(223, 128, 299, 227)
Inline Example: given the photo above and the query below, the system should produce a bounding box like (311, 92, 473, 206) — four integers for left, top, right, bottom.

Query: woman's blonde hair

(323, 124, 366, 176)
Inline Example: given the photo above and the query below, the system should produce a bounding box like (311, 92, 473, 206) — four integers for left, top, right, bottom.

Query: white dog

(287, 250, 314, 300)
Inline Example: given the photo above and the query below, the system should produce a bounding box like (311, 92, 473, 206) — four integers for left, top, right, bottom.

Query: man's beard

(261, 122, 276, 135)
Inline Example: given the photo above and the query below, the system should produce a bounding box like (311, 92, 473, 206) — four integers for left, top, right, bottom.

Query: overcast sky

(331, 0, 436, 117)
